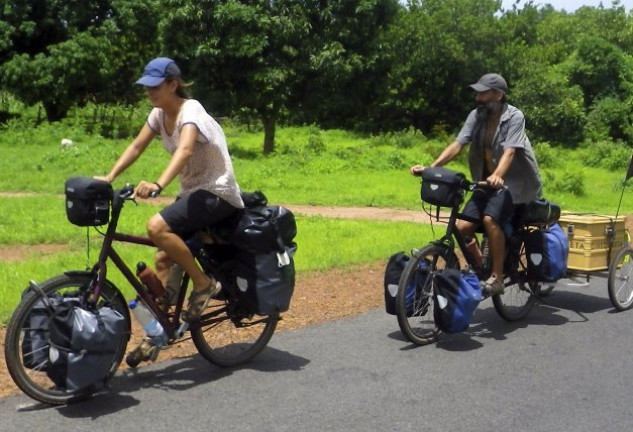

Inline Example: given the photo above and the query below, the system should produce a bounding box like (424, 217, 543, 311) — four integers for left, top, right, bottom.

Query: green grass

(2, 120, 633, 323)
(0, 216, 433, 322)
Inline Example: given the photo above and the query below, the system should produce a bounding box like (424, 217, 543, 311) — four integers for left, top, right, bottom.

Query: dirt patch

(0, 260, 387, 399)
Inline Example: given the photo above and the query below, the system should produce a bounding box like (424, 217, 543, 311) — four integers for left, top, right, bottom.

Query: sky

(501, 0, 632, 12)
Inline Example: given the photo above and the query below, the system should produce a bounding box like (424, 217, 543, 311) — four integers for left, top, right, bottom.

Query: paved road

(1, 274, 631, 432)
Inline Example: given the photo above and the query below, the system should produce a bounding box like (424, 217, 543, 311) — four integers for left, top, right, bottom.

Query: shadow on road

(17, 346, 309, 418)
(389, 287, 617, 352)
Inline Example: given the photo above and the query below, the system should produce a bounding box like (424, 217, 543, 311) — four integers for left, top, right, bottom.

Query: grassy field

(1, 119, 633, 323)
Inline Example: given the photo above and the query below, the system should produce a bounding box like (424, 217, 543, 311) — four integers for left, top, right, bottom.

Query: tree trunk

(42, 100, 69, 122)
(262, 116, 276, 155)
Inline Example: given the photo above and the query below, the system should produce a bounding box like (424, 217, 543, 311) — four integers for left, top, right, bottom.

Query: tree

(378, 0, 507, 134)
(0, 0, 160, 122)
(162, 0, 400, 154)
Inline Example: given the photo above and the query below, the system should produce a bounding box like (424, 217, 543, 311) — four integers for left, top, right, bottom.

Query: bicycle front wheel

(492, 239, 538, 321)
(396, 243, 458, 346)
(608, 246, 633, 311)
(190, 298, 279, 367)
(4, 273, 130, 405)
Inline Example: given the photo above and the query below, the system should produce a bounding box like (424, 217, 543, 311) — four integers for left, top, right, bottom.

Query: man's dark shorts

(461, 186, 515, 228)
(159, 189, 238, 239)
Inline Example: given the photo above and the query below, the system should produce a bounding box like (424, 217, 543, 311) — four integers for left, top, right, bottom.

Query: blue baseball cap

(135, 57, 181, 87)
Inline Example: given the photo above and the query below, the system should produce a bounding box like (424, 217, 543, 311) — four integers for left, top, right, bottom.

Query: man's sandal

(181, 280, 222, 322)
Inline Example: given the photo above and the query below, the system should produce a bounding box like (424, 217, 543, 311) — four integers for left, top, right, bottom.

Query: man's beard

(476, 100, 502, 120)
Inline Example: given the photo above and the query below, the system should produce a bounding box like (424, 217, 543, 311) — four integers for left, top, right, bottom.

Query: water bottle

(136, 261, 166, 300)
(129, 298, 169, 347)
(466, 236, 484, 267)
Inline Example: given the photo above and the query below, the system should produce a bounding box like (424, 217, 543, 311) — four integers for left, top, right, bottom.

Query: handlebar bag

(46, 301, 126, 392)
(523, 223, 569, 282)
(433, 269, 482, 333)
(384, 252, 430, 316)
(64, 177, 113, 226)
(420, 167, 466, 208)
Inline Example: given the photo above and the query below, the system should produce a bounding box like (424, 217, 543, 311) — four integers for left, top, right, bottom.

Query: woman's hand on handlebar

(135, 180, 162, 199)
(410, 165, 426, 176)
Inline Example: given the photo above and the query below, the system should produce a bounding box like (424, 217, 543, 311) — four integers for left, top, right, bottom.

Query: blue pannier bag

(433, 269, 482, 333)
(384, 253, 429, 316)
(523, 223, 568, 282)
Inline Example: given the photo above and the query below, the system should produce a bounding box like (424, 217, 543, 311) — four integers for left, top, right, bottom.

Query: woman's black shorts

(159, 189, 239, 239)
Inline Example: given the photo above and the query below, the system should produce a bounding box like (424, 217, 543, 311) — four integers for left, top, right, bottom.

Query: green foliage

(585, 97, 633, 143)
(543, 169, 585, 196)
(577, 139, 632, 171)
(512, 66, 586, 146)
(0, 0, 160, 121)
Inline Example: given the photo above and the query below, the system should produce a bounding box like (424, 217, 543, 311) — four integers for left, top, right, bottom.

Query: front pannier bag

(384, 252, 430, 316)
(65, 177, 113, 226)
(420, 167, 467, 208)
(433, 269, 482, 333)
(46, 301, 127, 392)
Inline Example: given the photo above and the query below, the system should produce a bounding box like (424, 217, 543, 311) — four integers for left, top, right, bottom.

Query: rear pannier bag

(232, 243, 297, 316)
(46, 301, 126, 392)
(218, 205, 297, 254)
(518, 199, 561, 225)
(523, 223, 569, 282)
(420, 167, 467, 208)
(384, 253, 430, 316)
(433, 269, 482, 333)
(65, 177, 113, 226)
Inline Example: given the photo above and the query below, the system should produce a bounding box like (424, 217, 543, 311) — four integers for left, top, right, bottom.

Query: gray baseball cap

(469, 73, 508, 93)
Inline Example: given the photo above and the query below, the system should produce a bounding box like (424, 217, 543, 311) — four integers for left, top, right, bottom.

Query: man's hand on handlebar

(135, 180, 162, 199)
(485, 174, 505, 189)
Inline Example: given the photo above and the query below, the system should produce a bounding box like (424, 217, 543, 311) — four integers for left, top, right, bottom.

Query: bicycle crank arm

(176, 322, 189, 338)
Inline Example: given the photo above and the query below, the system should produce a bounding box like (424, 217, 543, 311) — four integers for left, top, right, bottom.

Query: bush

(544, 169, 585, 196)
(578, 139, 631, 171)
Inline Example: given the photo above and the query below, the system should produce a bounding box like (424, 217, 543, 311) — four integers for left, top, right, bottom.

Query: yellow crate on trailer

(558, 213, 628, 272)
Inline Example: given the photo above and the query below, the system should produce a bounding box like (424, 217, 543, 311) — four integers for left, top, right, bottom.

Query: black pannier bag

(518, 199, 561, 225)
(220, 205, 297, 254)
(420, 167, 467, 208)
(384, 252, 410, 315)
(21, 288, 79, 371)
(232, 243, 297, 316)
(65, 177, 113, 226)
(523, 223, 569, 282)
(384, 252, 431, 317)
(240, 190, 268, 208)
(46, 301, 126, 392)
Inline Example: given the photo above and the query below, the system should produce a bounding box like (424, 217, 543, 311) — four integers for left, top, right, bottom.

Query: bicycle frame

(429, 192, 488, 275)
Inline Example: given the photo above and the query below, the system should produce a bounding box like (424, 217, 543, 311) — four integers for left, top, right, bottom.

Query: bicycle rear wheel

(396, 243, 458, 346)
(4, 273, 130, 405)
(492, 239, 538, 321)
(608, 246, 633, 311)
(190, 299, 279, 367)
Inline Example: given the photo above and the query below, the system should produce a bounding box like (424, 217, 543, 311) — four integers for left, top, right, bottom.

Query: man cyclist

(410, 73, 542, 294)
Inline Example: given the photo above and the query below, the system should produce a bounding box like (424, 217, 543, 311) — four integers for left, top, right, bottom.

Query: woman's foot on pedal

(181, 279, 222, 322)
(482, 275, 504, 295)
(125, 338, 159, 368)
